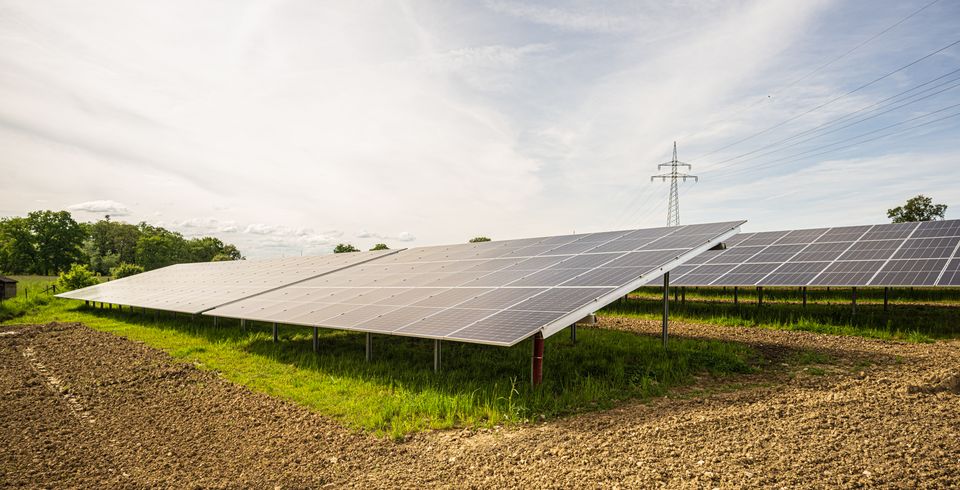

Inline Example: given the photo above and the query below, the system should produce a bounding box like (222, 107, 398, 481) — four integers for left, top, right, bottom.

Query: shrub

(57, 264, 98, 291)
(334, 243, 360, 253)
(469, 236, 492, 243)
(370, 243, 389, 251)
(110, 262, 145, 279)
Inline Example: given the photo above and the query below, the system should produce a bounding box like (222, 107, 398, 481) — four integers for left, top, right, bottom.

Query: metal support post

(802, 287, 807, 307)
(681, 286, 686, 306)
(733, 286, 738, 305)
(434, 339, 442, 373)
(570, 323, 577, 343)
(757, 287, 763, 307)
(213, 316, 218, 327)
(662, 272, 670, 349)
(313, 327, 319, 353)
(85, 300, 89, 307)
(883, 287, 889, 312)
(852, 287, 857, 316)
(240, 319, 246, 332)
(531, 332, 544, 387)
(273, 323, 278, 343)
(366, 333, 372, 362)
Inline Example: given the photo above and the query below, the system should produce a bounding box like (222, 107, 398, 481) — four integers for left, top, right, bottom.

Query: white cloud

(3, 1, 958, 257)
(356, 230, 417, 242)
(484, 1, 630, 33)
(67, 199, 131, 216)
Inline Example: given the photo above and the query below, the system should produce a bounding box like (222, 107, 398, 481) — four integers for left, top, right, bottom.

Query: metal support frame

(662, 272, 670, 349)
(757, 287, 764, 307)
(240, 319, 246, 332)
(802, 287, 807, 307)
(851, 287, 857, 315)
(366, 333, 373, 362)
(681, 286, 686, 306)
(213, 316, 218, 327)
(434, 339, 442, 373)
(531, 332, 544, 387)
(570, 323, 577, 343)
(313, 327, 319, 353)
(733, 286, 738, 305)
(272, 323, 278, 343)
(884, 287, 890, 312)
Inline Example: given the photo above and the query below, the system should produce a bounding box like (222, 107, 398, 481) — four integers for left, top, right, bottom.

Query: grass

(0, 275, 58, 322)
(2, 295, 756, 439)
(602, 287, 960, 342)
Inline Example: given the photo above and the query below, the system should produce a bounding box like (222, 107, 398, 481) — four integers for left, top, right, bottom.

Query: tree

(28, 210, 86, 275)
(218, 244, 243, 260)
(333, 243, 360, 253)
(0, 217, 35, 274)
(469, 236, 492, 243)
(57, 264, 98, 291)
(887, 195, 948, 223)
(110, 262, 145, 278)
(186, 236, 227, 262)
(135, 231, 185, 270)
(370, 243, 389, 251)
(81, 237, 120, 275)
(86, 219, 140, 265)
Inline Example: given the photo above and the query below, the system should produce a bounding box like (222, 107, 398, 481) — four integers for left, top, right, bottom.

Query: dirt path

(2, 321, 958, 488)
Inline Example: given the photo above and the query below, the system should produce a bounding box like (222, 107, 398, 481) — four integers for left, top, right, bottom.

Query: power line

(780, 0, 942, 90)
(692, 37, 960, 160)
(675, 0, 943, 147)
(711, 105, 960, 181)
(700, 70, 960, 175)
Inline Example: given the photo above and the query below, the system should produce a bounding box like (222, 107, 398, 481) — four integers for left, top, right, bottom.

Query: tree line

(0, 210, 243, 276)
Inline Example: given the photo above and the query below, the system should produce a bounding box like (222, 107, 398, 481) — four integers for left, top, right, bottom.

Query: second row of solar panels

(656, 220, 960, 287)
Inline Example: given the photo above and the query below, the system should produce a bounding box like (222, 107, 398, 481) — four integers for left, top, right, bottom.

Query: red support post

(531, 332, 544, 387)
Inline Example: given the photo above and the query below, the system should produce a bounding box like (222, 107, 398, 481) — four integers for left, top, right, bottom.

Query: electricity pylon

(651, 141, 697, 227)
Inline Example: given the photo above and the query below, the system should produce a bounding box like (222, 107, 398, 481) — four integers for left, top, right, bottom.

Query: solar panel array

(56, 250, 396, 314)
(653, 219, 960, 287)
(205, 221, 744, 346)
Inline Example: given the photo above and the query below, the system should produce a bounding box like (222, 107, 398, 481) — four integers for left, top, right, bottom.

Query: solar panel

(654, 219, 960, 287)
(206, 221, 744, 345)
(55, 250, 397, 314)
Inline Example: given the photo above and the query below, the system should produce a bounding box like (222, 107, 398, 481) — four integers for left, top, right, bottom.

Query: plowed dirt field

(2, 321, 957, 488)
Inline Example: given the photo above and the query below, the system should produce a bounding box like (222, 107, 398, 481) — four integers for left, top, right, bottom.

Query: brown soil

(2, 321, 958, 488)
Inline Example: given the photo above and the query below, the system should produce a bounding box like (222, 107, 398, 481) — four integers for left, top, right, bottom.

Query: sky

(1, 0, 958, 258)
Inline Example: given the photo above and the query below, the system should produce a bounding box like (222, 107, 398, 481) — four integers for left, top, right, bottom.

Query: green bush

(469, 236, 491, 243)
(110, 262, 145, 279)
(370, 243, 389, 251)
(57, 264, 98, 291)
(334, 243, 360, 253)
